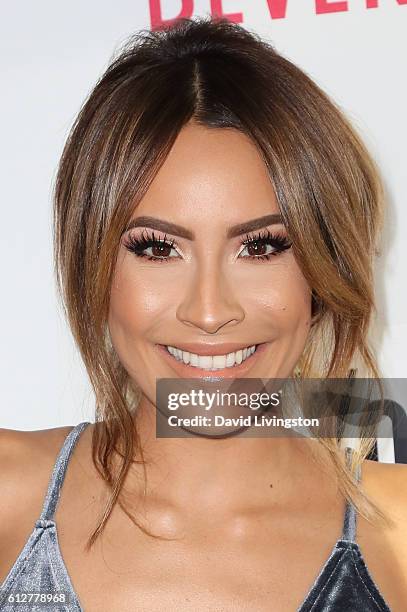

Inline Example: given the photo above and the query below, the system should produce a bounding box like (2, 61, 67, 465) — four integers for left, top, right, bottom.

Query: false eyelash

(123, 229, 179, 262)
(240, 229, 292, 260)
(123, 227, 292, 263)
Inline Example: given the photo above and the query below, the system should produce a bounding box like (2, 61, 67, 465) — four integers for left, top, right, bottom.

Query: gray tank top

(0, 422, 392, 611)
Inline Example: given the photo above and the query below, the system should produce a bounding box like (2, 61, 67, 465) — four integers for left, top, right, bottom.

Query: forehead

(135, 122, 280, 223)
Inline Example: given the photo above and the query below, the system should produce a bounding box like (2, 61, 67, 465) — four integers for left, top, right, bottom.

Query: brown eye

(239, 230, 292, 261)
(246, 241, 268, 257)
(151, 242, 172, 257)
(123, 230, 180, 262)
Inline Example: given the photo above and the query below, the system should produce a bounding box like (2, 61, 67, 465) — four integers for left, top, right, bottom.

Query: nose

(176, 261, 245, 334)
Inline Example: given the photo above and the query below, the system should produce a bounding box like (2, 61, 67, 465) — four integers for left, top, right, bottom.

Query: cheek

(108, 257, 174, 340)
(241, 259, 312, 334)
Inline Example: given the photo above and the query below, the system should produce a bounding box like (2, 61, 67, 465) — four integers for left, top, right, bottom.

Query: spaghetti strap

(38, 421, 91, 523)
(341, 447, 361, 543)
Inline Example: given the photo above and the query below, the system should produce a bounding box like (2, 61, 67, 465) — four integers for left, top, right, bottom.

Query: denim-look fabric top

(0, 422, 392, 611)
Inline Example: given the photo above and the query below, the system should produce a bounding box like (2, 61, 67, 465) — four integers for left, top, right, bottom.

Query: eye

(123, 230, 180, 263)
(122, 227, 292, 263)
(238, 229, 292, 261)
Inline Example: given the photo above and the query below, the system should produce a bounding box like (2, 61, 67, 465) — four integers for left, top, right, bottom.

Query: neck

(115, 395, 335, 517)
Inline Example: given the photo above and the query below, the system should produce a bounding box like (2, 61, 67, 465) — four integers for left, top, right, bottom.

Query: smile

(165, 344, 257, 370)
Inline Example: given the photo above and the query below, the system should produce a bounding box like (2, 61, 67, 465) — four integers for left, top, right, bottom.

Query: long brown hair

(53, 16, 392, 550)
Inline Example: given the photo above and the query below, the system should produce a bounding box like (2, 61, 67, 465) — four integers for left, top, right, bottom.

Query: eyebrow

(123, 213, 283, 239)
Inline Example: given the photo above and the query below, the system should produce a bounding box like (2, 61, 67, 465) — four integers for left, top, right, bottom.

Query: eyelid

(125, 228, 185, 258)
(237, 227, 290, 245)
(126, 227, 178, 242)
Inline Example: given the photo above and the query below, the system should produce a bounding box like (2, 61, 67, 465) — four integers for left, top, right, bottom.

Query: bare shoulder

(361, 459, 407, 574)
(0, 425, 75, 520)
(362, 458, 407, 512)
(0, 425, 75, 582)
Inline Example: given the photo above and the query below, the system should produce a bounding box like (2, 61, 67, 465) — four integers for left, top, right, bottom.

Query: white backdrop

(1, 0, 406, 430)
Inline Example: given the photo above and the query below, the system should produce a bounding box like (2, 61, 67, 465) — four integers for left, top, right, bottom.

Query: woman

(0, 16, 406, 612)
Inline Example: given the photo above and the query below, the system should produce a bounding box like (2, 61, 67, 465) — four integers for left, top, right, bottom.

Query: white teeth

(165, 344, 257, 370)
(198, 355, 212, 369)
(190, 352, 199, 366)
(213, 355, 225, 368)
(226, 352, 235, 367)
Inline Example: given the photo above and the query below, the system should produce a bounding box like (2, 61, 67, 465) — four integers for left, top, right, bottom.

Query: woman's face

(108, 122, 312, 406)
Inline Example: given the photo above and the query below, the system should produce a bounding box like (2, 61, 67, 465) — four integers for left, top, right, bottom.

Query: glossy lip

(155, 342, 268, 379)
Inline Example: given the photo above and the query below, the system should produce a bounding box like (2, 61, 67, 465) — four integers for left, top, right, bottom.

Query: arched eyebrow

(123, 214, 283, 239)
